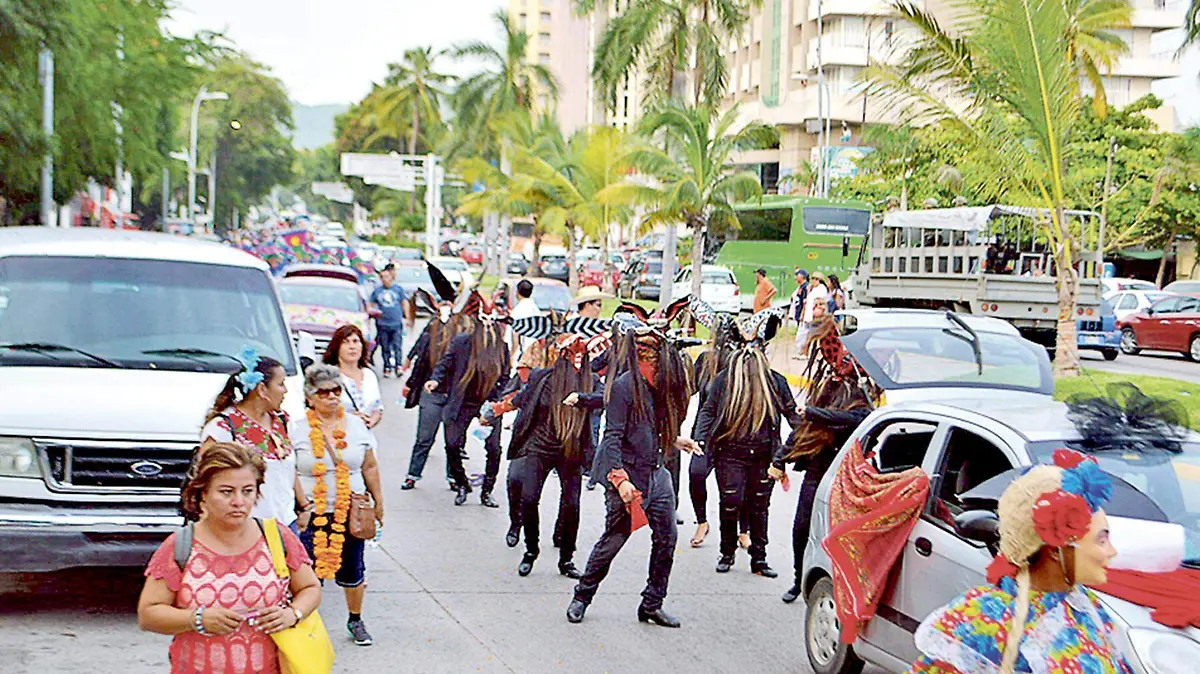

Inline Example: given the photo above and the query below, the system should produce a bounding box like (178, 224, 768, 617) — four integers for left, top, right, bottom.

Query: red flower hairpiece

(1032, 490, 1093, 548)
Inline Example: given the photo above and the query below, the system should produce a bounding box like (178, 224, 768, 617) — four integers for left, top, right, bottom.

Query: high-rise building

(721, 0, 1187, 192)
(509, 0, 593, 133)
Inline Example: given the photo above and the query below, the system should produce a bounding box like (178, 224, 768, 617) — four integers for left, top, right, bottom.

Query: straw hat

(572, 285, 612, 306)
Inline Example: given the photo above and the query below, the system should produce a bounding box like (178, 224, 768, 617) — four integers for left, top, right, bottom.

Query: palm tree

(864, 0, 1114, 377)
(610, 101, 771, 303)
(1183, 0, 1199, 51)
(1064, 0, 1132, 117)
(374, 47, 454, 157)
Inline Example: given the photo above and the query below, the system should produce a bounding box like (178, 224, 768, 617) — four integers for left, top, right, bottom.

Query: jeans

(574, 466, 678, 611)
(407, 391, 449, 482)
(522, 453, 582, 558)
(300, 521, 366, 587)
(715, 454, 773, 564)
(507, 456, 526, 530)
(443, 402, 483, 489)
(688, 451, 751, 531)
(377, 324, 403, 371)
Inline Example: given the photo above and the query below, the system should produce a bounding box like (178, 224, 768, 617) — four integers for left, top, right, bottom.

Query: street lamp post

(187, 85, 229, 232)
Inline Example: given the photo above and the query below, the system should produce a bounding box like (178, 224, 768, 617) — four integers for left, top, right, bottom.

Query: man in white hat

(571, 285, 611, 319)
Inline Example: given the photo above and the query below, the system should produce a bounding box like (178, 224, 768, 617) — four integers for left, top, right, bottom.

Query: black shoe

(676, 514, 684, 525)
(480, 491, 499, 508)
(517, 552, 536, 577)
(401, 479, 416, 490)
(558, 560, 582, 579)
(454, 486, 469, 506)
(637, 606, 681, 628)
(347, 618, 374, 646)
(566, 599, 588, 623)
(716, 555, 734, 573)
(448, 481, 456, 491)
(782, 583, 802, 604)
(505, 524, 521, 548)
(752, 563, 779, 579)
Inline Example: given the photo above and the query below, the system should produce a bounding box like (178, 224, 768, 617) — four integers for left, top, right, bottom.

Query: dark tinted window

(802, 207, 870, 236)
(646, 262, 663, 274)
(734, 208, 793, 242)
(864, 419, 939, 474)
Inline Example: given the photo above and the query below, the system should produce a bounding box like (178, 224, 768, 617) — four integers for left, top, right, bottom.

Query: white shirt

(804, 284, 830, 323)
(510, 297, 544, 359)
(341, 368, 382, 416)
(200, 410, 297, 525)
(291, 413, 377, 496)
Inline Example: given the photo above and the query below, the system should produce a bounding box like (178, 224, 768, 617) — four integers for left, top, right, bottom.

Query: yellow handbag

(262, 518, 336, 674)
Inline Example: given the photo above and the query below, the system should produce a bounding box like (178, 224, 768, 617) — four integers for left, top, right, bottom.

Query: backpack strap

(174, 522, 194, 571)
(260, 517, 290, 580)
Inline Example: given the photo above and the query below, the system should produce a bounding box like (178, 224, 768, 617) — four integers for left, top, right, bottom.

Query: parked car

(506, 253, 529, 276)
(497, 277, 574, 312)
(609, 252, 626, 268)
(0, 227, 303, 572)
(389, 261, 439, 314)
(617, 258, 664, 300)
(1118, 293, 1200, 361)
(1109, 289, 1171, 322)
(539, 254, 570, 283)
(278, 275, 374, 358)
(579, 260, 610, 289)
(801, 308, 1200, 674)
(1076, 298, 1120, 360)
(378, 245, 423, 262)
(670, 265, 741, 314)
(429, 255, 475, 290)
(1101, 276, 1158, 297)
(1163, 279, 1200, 294)
(460, 246, 484, 267)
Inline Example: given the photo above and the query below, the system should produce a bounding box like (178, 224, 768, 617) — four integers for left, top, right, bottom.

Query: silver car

(801, 309, 1200, 674)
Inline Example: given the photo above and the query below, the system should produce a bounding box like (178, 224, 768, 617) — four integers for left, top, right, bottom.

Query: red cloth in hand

(821, 440, 930, 643)
(1098, 568, 1200, 629)
(627, 492, 649, 532)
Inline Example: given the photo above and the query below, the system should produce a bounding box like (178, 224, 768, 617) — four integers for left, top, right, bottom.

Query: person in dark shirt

(369, 264, 411, 378)
(695, 347, 804, 577)
(425, 315, 511, 506)
(400, 304, 460, 491)
(567, 330, 699, 628)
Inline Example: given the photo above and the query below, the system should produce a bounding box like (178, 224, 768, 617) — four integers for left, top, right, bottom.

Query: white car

(671, 265, 741, 314)
(1108, 289, 1172, 322)
(429, 256, 475, 291)
(1101, 277, 1157, 297)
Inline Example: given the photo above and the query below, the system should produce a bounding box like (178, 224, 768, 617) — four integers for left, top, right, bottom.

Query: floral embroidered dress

(201, 408, 296, 526)
(143, 527, 310, 673)
(909, 576, 1135, 674)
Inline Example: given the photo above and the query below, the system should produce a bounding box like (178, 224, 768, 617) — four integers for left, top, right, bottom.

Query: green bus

(715, 195, 871, 311)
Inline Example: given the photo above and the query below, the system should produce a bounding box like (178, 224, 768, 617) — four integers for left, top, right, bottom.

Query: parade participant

(694, 326, 800, 577)
(802, 272, 830, 331)
(322, 325, 383, 430)
(369, 263, 412, 378)
(770, 316, 878, 603)
(400, 295, 461, 490)
(567, 325, 700, 628)
(139, 443, 322, 674)
(502, 334, 604, 578)
(200, 348, 306, 532)
(291, 364, 384, 647)
(571, 285, 609, 319)
(907, 450, 1127, 674)
(425, 294, 511, 506)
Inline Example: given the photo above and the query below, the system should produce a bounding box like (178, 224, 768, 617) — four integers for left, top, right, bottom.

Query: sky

(166, 0, 503, 106)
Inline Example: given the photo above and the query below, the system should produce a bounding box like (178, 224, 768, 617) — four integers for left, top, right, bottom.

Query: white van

(0, 227, 304, 572)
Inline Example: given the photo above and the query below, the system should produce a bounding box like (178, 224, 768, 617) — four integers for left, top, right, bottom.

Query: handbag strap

(261, 517, 290, 580)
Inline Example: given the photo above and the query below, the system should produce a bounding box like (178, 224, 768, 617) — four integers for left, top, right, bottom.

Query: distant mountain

(291, 103, 349, 150)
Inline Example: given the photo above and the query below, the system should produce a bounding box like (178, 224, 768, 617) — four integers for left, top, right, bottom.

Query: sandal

(690, 522, 710, 548)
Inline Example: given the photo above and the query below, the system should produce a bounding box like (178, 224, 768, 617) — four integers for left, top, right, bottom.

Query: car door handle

(914, 537, 933, 557)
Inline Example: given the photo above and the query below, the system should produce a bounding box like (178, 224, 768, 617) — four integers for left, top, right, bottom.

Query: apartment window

(622, 94, 629, 117)
(540, 11, 551, 22)
(519, 13, 527, 30)
(843, 17, 865, 48)
(540, 32, 551, 47)
(539, 52, 552, 65)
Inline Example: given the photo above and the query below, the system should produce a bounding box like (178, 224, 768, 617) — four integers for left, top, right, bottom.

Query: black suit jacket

(431, 332, 511, 421)
(591, 371, 672, 494)
(693, 368, 803, 460)
(403, 323, 435, 409)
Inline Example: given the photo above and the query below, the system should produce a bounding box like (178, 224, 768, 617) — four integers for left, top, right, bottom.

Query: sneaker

(383, 369, 393, 378)
(347, 618, 374, 646)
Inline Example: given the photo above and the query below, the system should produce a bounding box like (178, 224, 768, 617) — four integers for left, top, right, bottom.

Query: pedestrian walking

(753, 268, 777, 313)
(566, 327, 700, 628)
(369, 263, 412, 378)
(199, 348, 306, 533)
(803, 272, 830, 329)
(323, 325, 383, 431)
(139, 443, 322, 674)
(400, 298, 461, 491)
(291, 364, 385, 647)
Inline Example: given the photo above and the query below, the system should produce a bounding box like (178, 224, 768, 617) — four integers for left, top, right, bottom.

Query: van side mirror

(954, 509, 1000, 546)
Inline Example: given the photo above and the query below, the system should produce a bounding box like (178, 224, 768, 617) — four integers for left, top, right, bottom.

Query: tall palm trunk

(568, 227, 579, 292)
(690, 217, 705, 300)
(532, 224, 544, 278)
(1051, 206, 1080, 377)
(1155, 224, 1176, 287)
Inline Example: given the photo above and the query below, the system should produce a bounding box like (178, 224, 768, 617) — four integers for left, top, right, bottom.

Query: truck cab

(0, 228, 303, 572)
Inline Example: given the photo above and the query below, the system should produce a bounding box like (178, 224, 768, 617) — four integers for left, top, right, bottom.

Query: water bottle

(471, 426, 491, 444)
(368, 523, 382, 549)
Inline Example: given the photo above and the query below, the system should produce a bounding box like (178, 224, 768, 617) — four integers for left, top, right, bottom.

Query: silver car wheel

(808, 591, 841, 666)
(1190, 336, 1200, 362)
(1120, 328, 1139, 355)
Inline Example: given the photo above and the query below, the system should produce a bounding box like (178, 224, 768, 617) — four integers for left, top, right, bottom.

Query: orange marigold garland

(307, 407, 351, 579)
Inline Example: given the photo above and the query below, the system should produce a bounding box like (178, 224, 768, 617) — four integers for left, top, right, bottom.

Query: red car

(460, 246, 484, 266)
(579, 261, 609, 288)
(1118, 293, 1200, 361)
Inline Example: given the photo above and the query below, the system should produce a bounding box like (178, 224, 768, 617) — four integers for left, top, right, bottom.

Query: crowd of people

(134, 266, 1137, 674)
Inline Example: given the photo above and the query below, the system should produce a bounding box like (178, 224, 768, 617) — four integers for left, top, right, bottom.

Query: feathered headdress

(1066, 382, 1190, 454)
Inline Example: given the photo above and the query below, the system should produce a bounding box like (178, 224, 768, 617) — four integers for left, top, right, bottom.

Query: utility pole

(816, 0, 827, 198)
(161, 167, 169, 226)
(38, 48, 55, 227)
(188, 86, 229, 230)
(208, 153, 217, 232)
(1099, 137, 1116, 273)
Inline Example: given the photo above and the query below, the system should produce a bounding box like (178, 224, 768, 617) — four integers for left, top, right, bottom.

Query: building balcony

(1109, 56, 1182, 79)
(1129, 0, 1187, 30)
(805, 42, 869, 69)
(807, 0, 893, 22)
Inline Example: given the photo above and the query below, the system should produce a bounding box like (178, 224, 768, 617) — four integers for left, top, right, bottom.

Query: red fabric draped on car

(822, 440, 931, 643)
(1099, 568, 1200, 629)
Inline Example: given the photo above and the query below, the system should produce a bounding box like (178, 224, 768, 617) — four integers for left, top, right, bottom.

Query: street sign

(341, 153, 418, 178)
(364, 173, 416, 192)
(312, 182, 355, 203)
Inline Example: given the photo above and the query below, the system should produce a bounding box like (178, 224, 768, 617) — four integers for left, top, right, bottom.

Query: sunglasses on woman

(314, 386, 343, 398)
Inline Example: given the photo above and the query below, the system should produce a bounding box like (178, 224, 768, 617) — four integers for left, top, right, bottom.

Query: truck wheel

(1189, 335, 1200, 363)
(1102, 349, 1119, 361)
(1120, 328, 1141, 356)
(806, 576, 865, 674)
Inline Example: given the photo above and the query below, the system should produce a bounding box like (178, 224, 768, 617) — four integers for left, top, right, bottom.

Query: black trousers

(791, 452, 836, 584)
(714, 454, 773, 562)
(442, 402, 483, 489)
(483, 421, 503, 493)
(688, 450, 751, 531)
(573, 466, 677, 611)
(521, 453, 582, 558)
(507, 456, 526, 530)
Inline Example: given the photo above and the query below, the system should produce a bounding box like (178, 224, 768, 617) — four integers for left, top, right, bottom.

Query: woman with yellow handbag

(138, 442, 329, 673)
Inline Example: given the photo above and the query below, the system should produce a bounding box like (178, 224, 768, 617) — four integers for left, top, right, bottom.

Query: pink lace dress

(144, 527, 311, 673)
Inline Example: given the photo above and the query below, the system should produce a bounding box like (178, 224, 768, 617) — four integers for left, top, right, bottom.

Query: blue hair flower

(235, 345, 263, 391)
(237, 369, 265, 390)
(1060, 460, 1113, 512)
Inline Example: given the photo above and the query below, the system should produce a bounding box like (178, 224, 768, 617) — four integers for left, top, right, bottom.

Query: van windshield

(0, 256, 297, 374)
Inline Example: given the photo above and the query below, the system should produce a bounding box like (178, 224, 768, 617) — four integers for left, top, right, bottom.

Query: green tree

(1064, 0, 1131, 117)
(373, 47, 454, 157)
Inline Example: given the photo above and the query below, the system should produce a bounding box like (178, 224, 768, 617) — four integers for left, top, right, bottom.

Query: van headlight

(1128, 628, 1200, 674)
(0, 437, 39, 477)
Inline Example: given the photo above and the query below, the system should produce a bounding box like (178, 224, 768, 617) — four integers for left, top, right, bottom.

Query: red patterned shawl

(821, 441, 930, 643)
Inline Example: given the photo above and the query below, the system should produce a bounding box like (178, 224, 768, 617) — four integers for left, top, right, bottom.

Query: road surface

(1083, 349, 1200, 385)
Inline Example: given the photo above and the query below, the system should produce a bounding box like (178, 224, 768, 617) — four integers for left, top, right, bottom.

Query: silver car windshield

(1030, 442, 1200, 567)
(847, 327, 1051, 392)
(0, 256, 296, 374)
